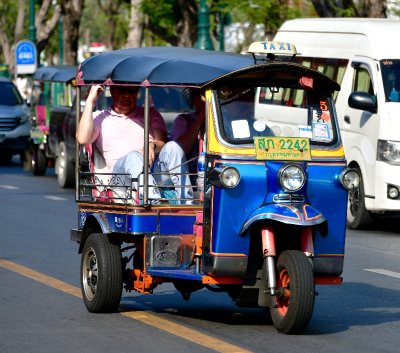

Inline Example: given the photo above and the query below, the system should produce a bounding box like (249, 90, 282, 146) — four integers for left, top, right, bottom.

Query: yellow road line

(122, 311, 253, 353)
(0, 258, 82, 298)
(0, 258, 253, 353)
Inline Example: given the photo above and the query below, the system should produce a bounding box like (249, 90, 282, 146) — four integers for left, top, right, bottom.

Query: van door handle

(344, 115, 351, 124)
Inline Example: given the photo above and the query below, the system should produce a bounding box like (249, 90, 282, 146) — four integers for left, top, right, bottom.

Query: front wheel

(270, 250, 315, 334)
(56, 141, 74, 188)
(81, 233, 123, 313)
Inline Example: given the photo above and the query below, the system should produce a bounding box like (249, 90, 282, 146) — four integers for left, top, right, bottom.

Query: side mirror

(348, 91, 377, 114)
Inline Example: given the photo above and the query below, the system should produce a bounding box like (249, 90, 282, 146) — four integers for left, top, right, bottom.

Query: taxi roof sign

(247, 41, 297, 56)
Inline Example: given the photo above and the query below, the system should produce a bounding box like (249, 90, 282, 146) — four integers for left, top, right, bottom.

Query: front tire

(270, 250, 315, 334)
(56, 141, 74, 188)
(81, 233, 123, 313)
(347, 169, 373, 229)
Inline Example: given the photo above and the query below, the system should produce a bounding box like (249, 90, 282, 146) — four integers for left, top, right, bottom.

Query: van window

(380, 59, 400, 102)
(353, 65, 374, 95)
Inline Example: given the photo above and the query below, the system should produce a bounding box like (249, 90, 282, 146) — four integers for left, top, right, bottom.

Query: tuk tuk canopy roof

(76, 47, 255, 87)
(34, 65, 76, 83)
(75, 46, 340, 92)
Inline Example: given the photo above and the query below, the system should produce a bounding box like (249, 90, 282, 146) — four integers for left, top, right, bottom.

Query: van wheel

(32, 146, 47, 176)
(270, 250, 315, 334)
(81, 233, 123, 313)
(347, 169, 373, 229)
(56, 142, 74, 188)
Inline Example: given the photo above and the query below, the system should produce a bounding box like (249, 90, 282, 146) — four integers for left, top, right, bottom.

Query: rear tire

(270, 250, 315, 334)
(32, 146, 47, 176)
(56, 141, 74, 188)
(347, 169, 373, 229)
(81, 233, 123, 313)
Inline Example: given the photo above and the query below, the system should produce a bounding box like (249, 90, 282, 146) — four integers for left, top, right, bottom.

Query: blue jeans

(112, 141, 193, 204)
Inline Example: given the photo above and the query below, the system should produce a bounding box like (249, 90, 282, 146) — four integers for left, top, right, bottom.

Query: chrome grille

(273, 193, 305, 203)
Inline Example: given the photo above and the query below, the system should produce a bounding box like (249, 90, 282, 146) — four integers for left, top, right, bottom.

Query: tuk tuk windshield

(216, 83, 337, 146)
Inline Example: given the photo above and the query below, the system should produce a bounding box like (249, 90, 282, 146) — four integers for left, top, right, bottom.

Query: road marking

(44, 195, 68, 201)
(122, 311, 253, 353)
(0, 185, 20, 190)
(365, 269, 400, 279)
(0, 258, 252, 353)
(0, 258, 81, 297)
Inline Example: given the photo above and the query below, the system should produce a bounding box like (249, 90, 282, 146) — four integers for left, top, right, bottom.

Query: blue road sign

(15, 40, 37, 74)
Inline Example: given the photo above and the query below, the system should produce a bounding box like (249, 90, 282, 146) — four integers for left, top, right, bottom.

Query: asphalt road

(1, 158, 400, 353)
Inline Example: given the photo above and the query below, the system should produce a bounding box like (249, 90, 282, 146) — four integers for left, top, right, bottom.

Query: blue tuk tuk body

(71, 43, 356, 334)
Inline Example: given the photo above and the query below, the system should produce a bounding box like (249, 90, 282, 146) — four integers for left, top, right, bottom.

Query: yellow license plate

(254, 137, 311, 161)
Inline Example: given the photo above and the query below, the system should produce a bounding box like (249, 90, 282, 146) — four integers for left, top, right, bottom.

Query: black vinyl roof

(76, 47, 255, 87)
(34, 65, 76, 83)
(75, 46, 340, 91)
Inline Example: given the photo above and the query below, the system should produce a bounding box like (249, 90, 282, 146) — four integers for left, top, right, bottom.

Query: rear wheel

(32, 146, 47, 176)
(270, 250, 315, 334)
(81, 233, 123, 313)
(56, 141, 74, 188)
(347, 169, 373, 229)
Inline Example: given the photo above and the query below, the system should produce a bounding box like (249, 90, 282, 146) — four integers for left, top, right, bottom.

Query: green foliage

(80, 0, 128, 46)
(141, 0, 180, 44)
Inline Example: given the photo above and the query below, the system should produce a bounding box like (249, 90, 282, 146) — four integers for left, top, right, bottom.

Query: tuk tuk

(30, 65, 77, 186)
(70, 42, 359, 334)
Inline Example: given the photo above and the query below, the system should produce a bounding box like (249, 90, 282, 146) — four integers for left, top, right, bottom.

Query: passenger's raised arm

(76, 85, 104, 145)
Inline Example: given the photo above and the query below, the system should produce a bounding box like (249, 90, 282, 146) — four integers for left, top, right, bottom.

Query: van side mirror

(348, 92, 377, 114)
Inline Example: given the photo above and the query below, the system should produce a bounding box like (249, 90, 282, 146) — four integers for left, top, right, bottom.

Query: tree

(0, 0, 60, 73)
(126, 0, 144, 48)
(140, 0, 197, 46)
(310, 0, 387, 17)
(59, 0, 85, 64)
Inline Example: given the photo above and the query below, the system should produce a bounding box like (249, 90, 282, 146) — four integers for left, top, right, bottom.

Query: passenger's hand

(87, 85, 104, 103)
(148, 141, 156, 166)
(139, 141, 156, 166)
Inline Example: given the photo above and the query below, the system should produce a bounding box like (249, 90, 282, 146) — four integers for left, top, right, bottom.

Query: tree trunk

(14, 0, 26, 42)
(363, 0, 387, 17)
(176, 0, 197, 47)
(60, 0, 85, 65)
(36, 0, 61, 56)
(311, 0, 358, 17)
(126, 0, 143, 48)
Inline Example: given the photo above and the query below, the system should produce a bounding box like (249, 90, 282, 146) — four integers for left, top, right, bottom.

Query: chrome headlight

(278, 164, 306, 192)
(339, 168, 360, 190)
(377, 140, 400, 165)
(209, 165, 240, 188)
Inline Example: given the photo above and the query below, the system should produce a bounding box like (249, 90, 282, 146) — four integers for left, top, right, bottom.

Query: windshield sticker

(253, 120, 267, 132)
(312, 122, 331, 141)
(231, 120, 250, 138)
(298, 125, 313, 138)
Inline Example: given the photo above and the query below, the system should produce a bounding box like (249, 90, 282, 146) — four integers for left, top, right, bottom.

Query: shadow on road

(119, 280, 400, 335)
(309, 281, 400, 334)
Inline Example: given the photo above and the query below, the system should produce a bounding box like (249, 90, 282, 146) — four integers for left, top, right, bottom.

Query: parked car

(0, 77, 31, 164)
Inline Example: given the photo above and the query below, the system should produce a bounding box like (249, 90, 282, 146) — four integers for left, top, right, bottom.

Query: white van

(274, 18, 400, 229)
